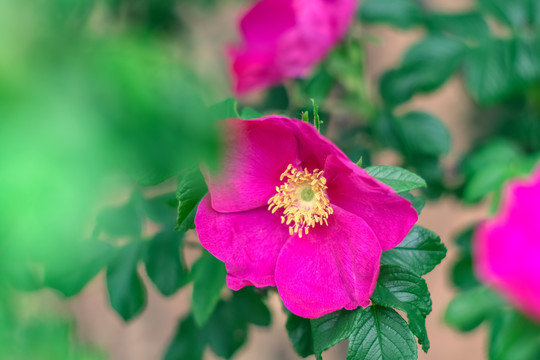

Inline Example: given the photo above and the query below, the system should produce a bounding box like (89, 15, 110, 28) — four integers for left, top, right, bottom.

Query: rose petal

(229, 0, 297, 93)
(324, 154, 418, 250)
(321, 0, 358, 37)
(257, 116, 349, 170)
(239, 0, 296, 50)
(195, 194, 291, 289)
(275, 3, 332, 77)
(277, 0, 356, 77)
(475, 167, 540, 320)
(274, 206, 381, 318)
(229, 0, 356, 94)
(205, 117, 300, 213)
(228, 49, 282, 94)
(476, 222, 540, 320)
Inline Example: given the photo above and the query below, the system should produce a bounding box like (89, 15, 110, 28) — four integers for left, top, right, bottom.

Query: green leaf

(206, 291, 270, 358)
(0, 316, 107, 360)
(461, 140, 527, 203)
(261, 85, 289, 112)
(394, 111, 451, 156)
(164, 315, 206, 360)
(463, 163, 511, 203)
(144, 230, 188, 297)
(5, 259, 43, 291)
(164, 290, 269, 360)
(373, 112, 403, 150)
(239, 107, 263, 120)
(477, 0, 530, 29)
(445, 286, 505, 332)
(489, 310, 540, 360)
(286, 313, 314, 357)
(142, 192, 177, 224)
(311, 310, 357, 355)
(106, 242, 147, 321)
(381, 225, 447, 276)
(191, 251, 227, 327)
(380, 36, 466, 106)
(461, 140, 523, 202)
(96, 193, 144, 236)
(407, 154, 445, 195)
(359, 0, 425, 29)
(531, 0, 540, 28)
(462, 140, 522, 178)
(301, 65, 335, 102)
(464, 39, 512, 104)
(176, 168, 208, 232)
(207, 98, 240, 121)
(454, 226, 475, 253)
(44, 0, 96, 27)
(231, 288, 271, 327)
(206, 301, 248, 359)
(451, 255, 482, 291)
(451, 226, 482, 290)
(373, 265, 431, 315)
(365, 165, 427, 193)
(371, 265, 432, 351)
(464, 37, 540, 104)
(326, 39, 368, 101)
(44, 240, 116, 297)
(347, 306, 417, 360)
(427, 12, 490, 41)
(399, 192, 426, 215)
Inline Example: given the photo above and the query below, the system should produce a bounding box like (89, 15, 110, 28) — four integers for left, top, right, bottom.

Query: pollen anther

(268, 164, 333, 238)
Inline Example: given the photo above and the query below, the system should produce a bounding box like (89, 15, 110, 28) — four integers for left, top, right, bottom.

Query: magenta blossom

(228, 0, 356, 94)
(195, 116, 417, 318)
(475, 166, 540, 321)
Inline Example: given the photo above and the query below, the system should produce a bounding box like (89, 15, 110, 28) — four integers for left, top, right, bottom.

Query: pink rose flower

(228, 0, 356, 94)
(475, 166, 540, 321)
(195, 116, 418, 318)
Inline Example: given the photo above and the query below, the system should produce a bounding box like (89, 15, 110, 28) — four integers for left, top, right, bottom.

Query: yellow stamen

(268, 164, 333, 237)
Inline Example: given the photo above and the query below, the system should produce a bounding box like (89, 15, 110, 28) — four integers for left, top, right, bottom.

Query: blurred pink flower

(195, 116, 417, 318)
(228, 0, 356, 94)
(475, 166, 540, 321)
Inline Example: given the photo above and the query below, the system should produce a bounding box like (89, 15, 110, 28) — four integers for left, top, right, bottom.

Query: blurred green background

(0, 0, 222, 357)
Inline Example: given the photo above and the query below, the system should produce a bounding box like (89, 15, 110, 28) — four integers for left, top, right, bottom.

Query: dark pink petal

(239, 0, 296, 50)
(321, 0, 358, 36)
(205, 117, 300, 213)
(276, 0, 356, 78)
(274, 206, 381, 318)
(229, 0, 295, 93)
(253, 116, 350, 170)
(195, 195, 291, 289)
(474, 167, 540, 320)
(228, 48, 283, 94)
(274, 2, 333, 77)
(324, 155, 418, 251)
(229, 0, 356, 94)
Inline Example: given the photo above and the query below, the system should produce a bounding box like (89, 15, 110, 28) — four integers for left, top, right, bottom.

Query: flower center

(267, 164, 333, 238)
(301, 187, 315, 201)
